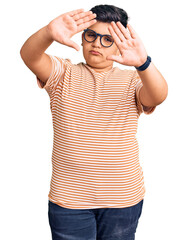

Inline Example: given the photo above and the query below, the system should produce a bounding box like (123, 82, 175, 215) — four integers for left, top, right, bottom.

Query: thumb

(106, 55, 122, 63)
(64, 39, 80, 51)
(106, 55, 114, 61)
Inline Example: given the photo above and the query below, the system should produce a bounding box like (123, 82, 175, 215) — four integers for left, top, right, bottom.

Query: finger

(77, 19, 97, 32)
(76, 13, 97, 26)
(108, 25, 122, 46)
(116, 21, 132, 40)
(73, 11, 94, 21)
(68, 8, 84, 17)
(110, 21, 126, 42)
(127, 24, 138, 39)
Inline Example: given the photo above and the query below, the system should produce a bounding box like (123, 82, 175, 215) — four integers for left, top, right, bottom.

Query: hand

(107, 22, 148, 67)
(46, 9, 97, 51)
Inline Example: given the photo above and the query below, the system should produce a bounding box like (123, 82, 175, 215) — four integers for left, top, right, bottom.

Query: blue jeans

(48, 199, 144, 240)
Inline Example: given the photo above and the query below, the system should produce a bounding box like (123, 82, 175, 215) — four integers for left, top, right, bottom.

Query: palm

(50, 14, 78, 44)
(107, 22, 147, 67)
(117, 39, 147, 67)
(47, 9, 96, 51)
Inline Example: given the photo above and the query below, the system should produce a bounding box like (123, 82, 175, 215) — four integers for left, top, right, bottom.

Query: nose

(91, 36, 101, 48)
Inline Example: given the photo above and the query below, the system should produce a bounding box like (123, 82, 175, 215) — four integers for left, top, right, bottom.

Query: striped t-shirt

(37, 54, 156, 209)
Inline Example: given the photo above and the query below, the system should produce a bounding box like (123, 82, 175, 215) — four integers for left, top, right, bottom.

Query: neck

(86, 63, 113, 73)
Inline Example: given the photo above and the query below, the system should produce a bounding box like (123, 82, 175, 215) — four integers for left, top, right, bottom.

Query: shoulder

(112, 67, 136, 79)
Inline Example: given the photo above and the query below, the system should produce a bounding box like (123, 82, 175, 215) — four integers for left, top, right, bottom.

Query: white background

(1, 0, 188, 239)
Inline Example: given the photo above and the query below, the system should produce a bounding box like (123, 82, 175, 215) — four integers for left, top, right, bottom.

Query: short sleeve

(133, 70, 156, 116)
(36, 54, 69, 98)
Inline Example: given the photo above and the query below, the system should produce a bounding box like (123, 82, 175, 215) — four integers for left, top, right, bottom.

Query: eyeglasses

(83, 29, 114, 48)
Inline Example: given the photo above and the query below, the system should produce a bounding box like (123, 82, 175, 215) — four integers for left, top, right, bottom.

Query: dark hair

(90, 4, 129, 28)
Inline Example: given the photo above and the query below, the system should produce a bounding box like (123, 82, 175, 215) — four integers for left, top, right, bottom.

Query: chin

(85, 57, 104, 67)
(87, 61, 105, 69)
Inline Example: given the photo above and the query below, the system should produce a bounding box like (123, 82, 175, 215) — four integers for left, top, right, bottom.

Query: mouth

(89, 50, 102, 56)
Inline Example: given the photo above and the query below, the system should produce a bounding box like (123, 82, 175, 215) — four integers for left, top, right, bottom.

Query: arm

(20, 26, 53, 83)
(107, 21, 168, 107)
(137, 62, 168, 107)
(20, 9, 97, 83)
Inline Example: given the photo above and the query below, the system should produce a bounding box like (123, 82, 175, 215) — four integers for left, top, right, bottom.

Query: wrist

(135, 56, 147, 68)
(44, 25, 54, 43)
(135, 56, 151, 71)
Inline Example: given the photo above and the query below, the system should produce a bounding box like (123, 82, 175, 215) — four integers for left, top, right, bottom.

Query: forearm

(137, 62, 168, 106)
(20, 26, 53, 64)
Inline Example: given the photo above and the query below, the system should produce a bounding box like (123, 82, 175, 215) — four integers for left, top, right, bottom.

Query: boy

(20, 4, 168, 240)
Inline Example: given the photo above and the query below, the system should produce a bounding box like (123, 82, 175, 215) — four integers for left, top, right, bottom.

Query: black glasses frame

(83, 29, 114, 48)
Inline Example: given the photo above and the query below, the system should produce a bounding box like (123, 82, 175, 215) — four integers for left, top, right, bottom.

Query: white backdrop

(1, 0, 188, 239)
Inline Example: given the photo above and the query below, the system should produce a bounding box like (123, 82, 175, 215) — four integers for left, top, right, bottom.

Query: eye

(88, 33, 96, 37)
(86, 30, 96, 37)
(103, 35, 113, 42)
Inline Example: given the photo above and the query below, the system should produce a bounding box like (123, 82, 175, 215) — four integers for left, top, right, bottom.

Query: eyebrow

(87, 29, 112, 37)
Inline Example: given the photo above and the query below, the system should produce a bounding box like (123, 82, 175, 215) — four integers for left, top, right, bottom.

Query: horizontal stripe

(37, 54, 156, 209)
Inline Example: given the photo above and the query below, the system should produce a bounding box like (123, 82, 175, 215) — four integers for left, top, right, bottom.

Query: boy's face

(82, 21, 120, 72)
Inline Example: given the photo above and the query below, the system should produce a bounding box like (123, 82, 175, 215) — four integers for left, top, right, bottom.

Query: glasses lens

(101, 35, 114, 47)
(85, 30, 97, 42)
